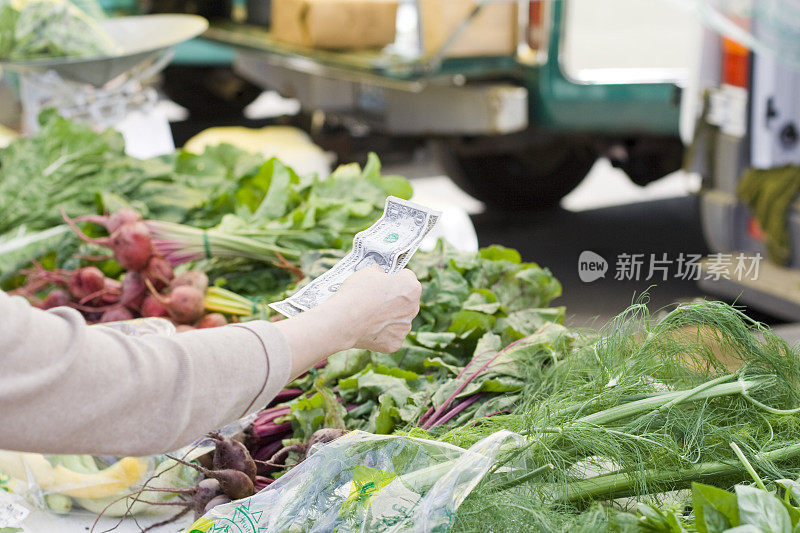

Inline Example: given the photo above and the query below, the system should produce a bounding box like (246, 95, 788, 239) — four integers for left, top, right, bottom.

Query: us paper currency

(269, 196, 441, 318)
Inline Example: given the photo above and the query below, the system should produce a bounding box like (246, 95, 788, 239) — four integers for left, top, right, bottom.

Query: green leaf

(361, 152, 382, 180)
(463, 290, 502, 315)
(411, 331, 457, 350)
(497, 307, 565, 340)
(479, 245, 521, 264)
(290, 394, 327, 441)
(312, 379, 346, 429)
(736, 485, 791, 533)
(377, 176, 413, 199)
(369, 394, 399, 434)
(372, 343, 455, 374)
(778, 480, 800, 508)
(448, 310, 496, 338)
(693, 482, 739, 533)
(423, 357, 462, 376)
(250, 158, 300, 219)
(318, 349, 371, 384)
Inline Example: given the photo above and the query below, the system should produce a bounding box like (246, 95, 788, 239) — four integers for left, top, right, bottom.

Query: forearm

(272, 303, 356, 381)
(0, 292, 290, 456)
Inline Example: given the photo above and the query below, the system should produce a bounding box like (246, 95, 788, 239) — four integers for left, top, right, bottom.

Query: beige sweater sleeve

(0, 291, 292, 456)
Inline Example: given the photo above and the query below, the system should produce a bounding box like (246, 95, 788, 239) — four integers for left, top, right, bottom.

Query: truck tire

(432, 135, 597, 210)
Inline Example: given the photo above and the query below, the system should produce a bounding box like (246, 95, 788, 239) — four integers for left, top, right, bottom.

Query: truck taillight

(722, 37, 749, 88)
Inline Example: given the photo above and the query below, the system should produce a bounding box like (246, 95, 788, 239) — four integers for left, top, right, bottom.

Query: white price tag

(116, 107, 175, 159)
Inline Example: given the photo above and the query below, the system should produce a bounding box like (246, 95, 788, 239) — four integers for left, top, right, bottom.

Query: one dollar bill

(270, 196, 441, 317)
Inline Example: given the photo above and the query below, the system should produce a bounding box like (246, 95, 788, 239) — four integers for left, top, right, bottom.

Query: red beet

(141, 294, 168, 317)
(41, 289, 71, 309)
(99, 278, 122, 304)
(208, 432, 257, 483)
(193, 478, 221, 518)
(75, 209, 142, 234)
(175, 324, 195, 333)
(204, 495, 230, 514)
(169, 271, 209, 294)
(68, 267, 106, 300)
(147, 282, 205, 325)
(307, 428, 349, 449)
(99, 306, 134, 323)
(166, 455, 254, 501)
(110, 222, 153, 271)
(196, 313, 227, 329)
(62, 211, 153, 271)
(142, 256, 174, 290)
(120, 271, 146, 309)
(108, 209, 142, 232)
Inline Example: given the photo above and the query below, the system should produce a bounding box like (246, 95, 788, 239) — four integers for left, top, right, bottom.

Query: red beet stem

(254, 406, 290, 425)
(60, 209, 112, 246)
(421, 337, 530, 430)
(430, 394, 485, 428)
(251, 422, 292, 438)
(252, 440, 284, 462)
(267, 388, 303, 406)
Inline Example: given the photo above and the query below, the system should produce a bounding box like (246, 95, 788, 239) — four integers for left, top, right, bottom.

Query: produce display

(0, 0, 119, 60)
(2, 115, 800, 533)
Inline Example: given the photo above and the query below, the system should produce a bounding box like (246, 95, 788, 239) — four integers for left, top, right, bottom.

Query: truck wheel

(432, 136, 596, 210)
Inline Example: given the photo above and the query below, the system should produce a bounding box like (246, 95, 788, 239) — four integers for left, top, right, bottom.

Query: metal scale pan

(0, 14, 208, 86)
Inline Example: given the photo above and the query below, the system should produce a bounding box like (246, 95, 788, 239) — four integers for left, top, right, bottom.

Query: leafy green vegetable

(0, 0, 118, 60)
(259, 241, 564, 443)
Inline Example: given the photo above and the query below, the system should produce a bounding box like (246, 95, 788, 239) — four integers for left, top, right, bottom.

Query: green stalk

(502, 378, 767, 486)
(204, 287, 263, 316)
(655, 373, 737, 413)
(493, 464, 555, 491)
(206, 232, 301, 261)
(730, 441, 767, 491)
(575, 379, 764, 426)
(559, 443, 800, 503)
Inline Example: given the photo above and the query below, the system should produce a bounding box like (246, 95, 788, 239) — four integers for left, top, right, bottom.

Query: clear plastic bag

(187, 430, 525, 533)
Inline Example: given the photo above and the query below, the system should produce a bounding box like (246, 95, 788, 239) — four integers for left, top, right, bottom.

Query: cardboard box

(271, 0, 399, 50)
(419, 0, 517, 58)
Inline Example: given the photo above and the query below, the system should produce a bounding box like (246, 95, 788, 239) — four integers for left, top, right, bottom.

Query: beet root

(204, 494, 231, 514)
(166, 455, 255, 501)
(208, 432, 257, 483)
(196, 313, 227, 329)
(62, 211, 153, 271)
(75, 209, 142, 234)
(146, 280, 205, 325)
(175, 324, 196, 333)
(68, 267, 106, 300)
(41, 289, 71, 309)
(141, 294, 168, 317)
(170, 271, 209, 294)
(120, 271, 146, 309)
(307, 428, 349, 450)
(142, 256, 174, 290)
(107, 209, 142, 232)
(193, 478, 221, 518)
(110, 222, 153, 271)
(99, 306, 134, 323)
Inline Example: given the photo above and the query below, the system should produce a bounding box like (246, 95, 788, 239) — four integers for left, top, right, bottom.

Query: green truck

(120, 0, 693, 210)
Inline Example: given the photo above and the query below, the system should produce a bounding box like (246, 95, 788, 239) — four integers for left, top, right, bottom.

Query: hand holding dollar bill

(270, 196, 441, 318)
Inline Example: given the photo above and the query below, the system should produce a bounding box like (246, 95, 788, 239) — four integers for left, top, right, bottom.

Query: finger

(398, 269, 418, 283)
